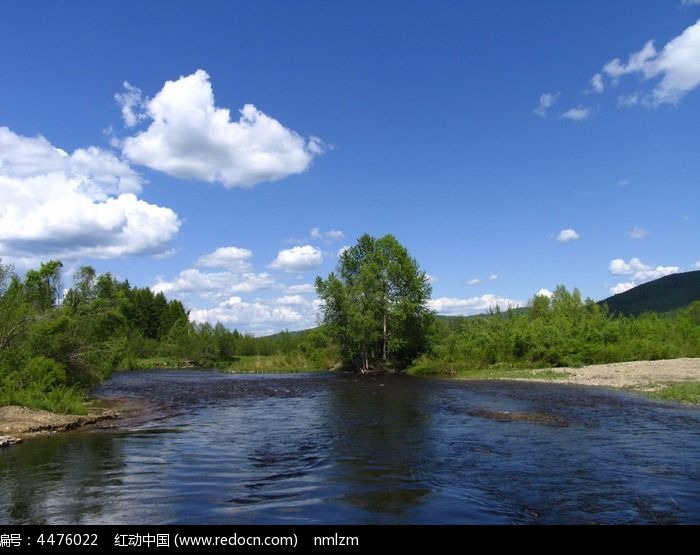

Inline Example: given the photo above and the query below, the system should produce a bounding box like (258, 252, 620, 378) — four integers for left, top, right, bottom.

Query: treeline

(413, 286, 700, 375)
(3, 257, 700, 413)
(0, 260, 334, 413)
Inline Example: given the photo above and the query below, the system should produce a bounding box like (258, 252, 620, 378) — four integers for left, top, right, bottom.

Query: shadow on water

(2, 369, 700, 524)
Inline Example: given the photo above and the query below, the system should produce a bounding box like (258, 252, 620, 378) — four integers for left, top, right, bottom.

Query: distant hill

(600, 270, 700, 317)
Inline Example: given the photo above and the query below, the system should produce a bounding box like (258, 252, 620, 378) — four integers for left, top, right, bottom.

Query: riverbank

(510, 358, 700, 389)
(459, 357, 700, 404)
(0, 404, 120, 448)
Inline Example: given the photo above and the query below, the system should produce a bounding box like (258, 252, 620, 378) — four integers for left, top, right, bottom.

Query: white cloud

(196, 246, 252, 272)
(0, 127, 179, 259)
(275, 295, 305, 305)
(337, 245, 351, 258)
(617, 93, 641, 108)
(608, 257, 679, 293)
(534, 92, 560, 117)
(590, 73, 605, 93)
(467, 278, 481, 285)
(536, 288, 554, 298)
(608, 257, 678, 280)
(190, 296, 303, 328)
(268, 245, 323, 272)
(488, 273, 498, 281)
(310, 227, 345, 243)
(122, 70, 323, 187)
(560, 106, 593, 121)
(189, 294, 320, 335)
(600, 20, 700, 105)
(692, 259, 700, 269)
(683, 0, 700, 5)
(627, 227, 648, 240)
(429, 294, 524, 315)
(285, 283, 316, 294)
(556, 228, 580, 242)
(152, 269, 276, 298)
(603, 40, 657, 80)
(609, 281, 636, 295)
(114, 82, 146, 128)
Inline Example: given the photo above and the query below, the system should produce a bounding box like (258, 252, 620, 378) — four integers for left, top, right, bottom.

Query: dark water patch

(1, 370, 700, 524)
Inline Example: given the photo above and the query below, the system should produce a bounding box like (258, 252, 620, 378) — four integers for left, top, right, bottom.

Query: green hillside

(600, 270, 700, 316)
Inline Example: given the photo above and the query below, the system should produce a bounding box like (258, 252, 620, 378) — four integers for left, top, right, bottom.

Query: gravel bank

(528, 358, 700, 390)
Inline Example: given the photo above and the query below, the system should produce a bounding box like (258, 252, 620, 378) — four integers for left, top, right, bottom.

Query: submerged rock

(471, 408, 569, 427)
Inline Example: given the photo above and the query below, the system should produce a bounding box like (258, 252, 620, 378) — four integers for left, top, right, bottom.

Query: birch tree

(315, 234, 432, 372)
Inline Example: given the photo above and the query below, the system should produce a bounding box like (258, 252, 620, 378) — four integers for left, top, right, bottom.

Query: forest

(1, 252, 699, 414)
(0, 259, 335, 413)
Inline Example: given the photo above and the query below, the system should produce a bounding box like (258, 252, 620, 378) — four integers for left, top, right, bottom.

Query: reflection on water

(1, 370, 700, 524)
(327, 374, 431, 521)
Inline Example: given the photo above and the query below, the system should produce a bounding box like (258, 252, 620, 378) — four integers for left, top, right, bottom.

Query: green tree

(315, 234, 433, 372)
(24, 260, 63, 311)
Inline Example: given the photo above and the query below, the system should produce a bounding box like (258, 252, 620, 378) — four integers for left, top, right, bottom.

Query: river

(2, 369, 700, 524)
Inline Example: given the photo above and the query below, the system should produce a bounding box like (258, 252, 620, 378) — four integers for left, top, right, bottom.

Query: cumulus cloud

(467, 278, 481, 285)
(560, 106, 593, 121)
(429, 294, 524, 315)
(196, 246, 252, 272)
(268, 245, 323, 272)
(152, 269, 276, 298)
(310, 227, 345, 243)
(190, 296, 303, 328)
(151, 253, 321, 334)
(536, 288, 554, 298)
(627, 227, 648, 240)
(275, 295, 305, 305)
(598, 19, 700, 105)
(189, 293, 320, 335)
(488, 274, 498, 281)
(608, 257, 679, 294)
(121, 70, 323, 187)
(534, 92, 560, 117)
(556, 228, 580, 242)
(114, 82, 146, 128)
(0, 127, 179, 259)
(285, 283, 316, 294)
(609, 281, 636, 295)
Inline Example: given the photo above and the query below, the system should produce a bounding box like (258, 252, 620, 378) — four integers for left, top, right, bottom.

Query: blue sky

(1, 0, 699, 334)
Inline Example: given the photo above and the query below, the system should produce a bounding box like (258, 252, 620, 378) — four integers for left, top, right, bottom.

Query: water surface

(1, 370, 699, 524)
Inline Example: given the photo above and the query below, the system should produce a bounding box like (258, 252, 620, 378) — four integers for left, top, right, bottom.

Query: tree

(315, 234, 433, 372)
(24, 260, 63, 311)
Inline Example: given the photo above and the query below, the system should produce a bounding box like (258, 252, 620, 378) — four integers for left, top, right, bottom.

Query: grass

(120, 357, 199, 370)
(647, 381, 700, 405)
(0, 384, 88, 415)
(225, 354, 329, 373)
(406, 359, 571, 380)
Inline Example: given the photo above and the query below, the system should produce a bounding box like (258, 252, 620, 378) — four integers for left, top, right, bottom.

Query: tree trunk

(383, 310, 387, 361)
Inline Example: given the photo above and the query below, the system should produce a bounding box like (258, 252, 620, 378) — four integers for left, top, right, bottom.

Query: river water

(2, 370, 700, 524)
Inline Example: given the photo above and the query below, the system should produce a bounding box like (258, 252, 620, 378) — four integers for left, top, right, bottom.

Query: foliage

(0, 260, 189, 413)
(315, 234, 433, 371)
(412, 285, 700, 376)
